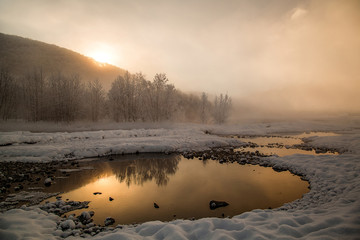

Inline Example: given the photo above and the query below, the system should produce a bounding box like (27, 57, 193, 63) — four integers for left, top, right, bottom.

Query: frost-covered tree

(108, 75, 124, 122)
(46, 72, 83, 122)
(0, 64, 233, 124)
(108, 72, 179, 122)
(107, 71, 139, 122)
(200, 92, 211, 123)
(148, 73, 168, 121)
(213, 93, 232, 124)
(86, 79, 104, 122)
(146, 73, 177, 121)
(175, 93, 201, 122)
(132, 72, 149, 121)
(23, 68, 45, 121)
(0, 67, 18, 120)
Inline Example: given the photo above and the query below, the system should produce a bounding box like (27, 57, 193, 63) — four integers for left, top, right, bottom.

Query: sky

(0, 0, 359, 114)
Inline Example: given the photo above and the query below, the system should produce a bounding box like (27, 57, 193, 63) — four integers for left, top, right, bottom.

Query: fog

(0, 0, 359, 117)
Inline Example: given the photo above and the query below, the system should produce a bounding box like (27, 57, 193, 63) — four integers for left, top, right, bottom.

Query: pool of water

(44, 154, 309, 226)
(236, 132, 339, 157)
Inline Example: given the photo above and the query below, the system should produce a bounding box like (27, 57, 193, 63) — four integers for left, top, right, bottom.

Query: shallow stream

(235, 132, 339, 157)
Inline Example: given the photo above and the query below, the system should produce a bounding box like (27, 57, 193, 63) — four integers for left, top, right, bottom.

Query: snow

(0, 118, 359, 239)
(0, 128, 241, 162)
(0, 207, 59, 240)
(60, 220, 76, 230)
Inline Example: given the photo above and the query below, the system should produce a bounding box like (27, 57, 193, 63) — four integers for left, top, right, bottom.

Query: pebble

(104, 217, 115, 226)
(43, 177, 52, 186)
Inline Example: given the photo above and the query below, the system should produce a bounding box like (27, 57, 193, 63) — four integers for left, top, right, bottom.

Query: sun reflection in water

(44, 156, 308, 226)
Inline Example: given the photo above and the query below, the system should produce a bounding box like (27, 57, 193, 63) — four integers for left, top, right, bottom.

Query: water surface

(45, 155, 308, 225)
(236, 132, 339, 157)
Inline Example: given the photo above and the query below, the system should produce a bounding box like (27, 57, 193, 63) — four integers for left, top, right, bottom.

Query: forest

(0, 67, 232, 124)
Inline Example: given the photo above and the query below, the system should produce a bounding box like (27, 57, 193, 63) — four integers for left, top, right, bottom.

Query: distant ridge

(0, 32, 126, 89)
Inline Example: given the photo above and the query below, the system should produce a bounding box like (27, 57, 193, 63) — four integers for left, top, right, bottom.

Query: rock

(104, 217, 115, 226)
(209, 200, 229, 210)
(86, 223, 95, 228)
(154, 202, 159, 208)
(44, 178, 52, 187)
(93, 192, 102, 195)
(55, 200, 65, 208)
(78, 211, 92, 224)
(60, 219, 76, 230)
(81, 211, 91, 220)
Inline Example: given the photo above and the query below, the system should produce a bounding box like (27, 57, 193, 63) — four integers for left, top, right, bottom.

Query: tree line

(0, 66, 232, 124)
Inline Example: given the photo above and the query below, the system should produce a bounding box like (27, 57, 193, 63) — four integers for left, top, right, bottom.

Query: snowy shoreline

(0, 119, 359, 239)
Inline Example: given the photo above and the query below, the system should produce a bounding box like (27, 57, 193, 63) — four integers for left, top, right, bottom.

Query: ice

(0, 118, 359, 239)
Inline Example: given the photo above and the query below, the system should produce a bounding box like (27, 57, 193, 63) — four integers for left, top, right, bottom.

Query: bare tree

(1, 64, 234, 124)
(148, 73, 168, 121)
(200, 92, 211, 123)
(107, 72, 136, 122)
(86, 79, 104, 122)
(108, 75, 126, 122)
(146, 73, 177, 121)
(47, 72, 83, 122)
(132, 72, 149, 121)
(23, 67, 45, 121)
(213, 93, 232, 124)
(0, 67, 17, 120)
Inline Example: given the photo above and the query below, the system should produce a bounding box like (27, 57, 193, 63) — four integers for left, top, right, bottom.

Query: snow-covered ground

(0, 117, 359, 239)
(0, 127, 241, 162)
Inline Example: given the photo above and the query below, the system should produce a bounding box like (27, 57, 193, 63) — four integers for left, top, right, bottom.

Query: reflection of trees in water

(111, 155, 180, 187)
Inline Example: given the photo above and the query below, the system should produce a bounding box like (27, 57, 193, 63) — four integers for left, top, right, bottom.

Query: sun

(90, 51, 113, 65)
(86, 43, 121, 66)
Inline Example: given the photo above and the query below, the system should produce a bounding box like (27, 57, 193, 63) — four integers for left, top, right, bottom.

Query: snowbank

(89, 131, 360, 239)
(0, 128, 241, 162)
(0, 119, 359, 239)
(0, 207, 59, 240)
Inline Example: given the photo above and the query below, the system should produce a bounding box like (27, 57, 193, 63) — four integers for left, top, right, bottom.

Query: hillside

(0, 33, 126, 89)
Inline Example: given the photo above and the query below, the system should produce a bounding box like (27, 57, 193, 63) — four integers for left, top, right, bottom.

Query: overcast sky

(0, 0, 359, 113)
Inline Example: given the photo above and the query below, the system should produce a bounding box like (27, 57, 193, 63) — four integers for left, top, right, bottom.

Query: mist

(0, 0, 359, 119)
(231, 0, 360, 117)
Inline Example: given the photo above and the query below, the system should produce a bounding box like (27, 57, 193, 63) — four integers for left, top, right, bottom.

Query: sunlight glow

(89, 51, 113, 64)
(96, 177, 112, 186)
